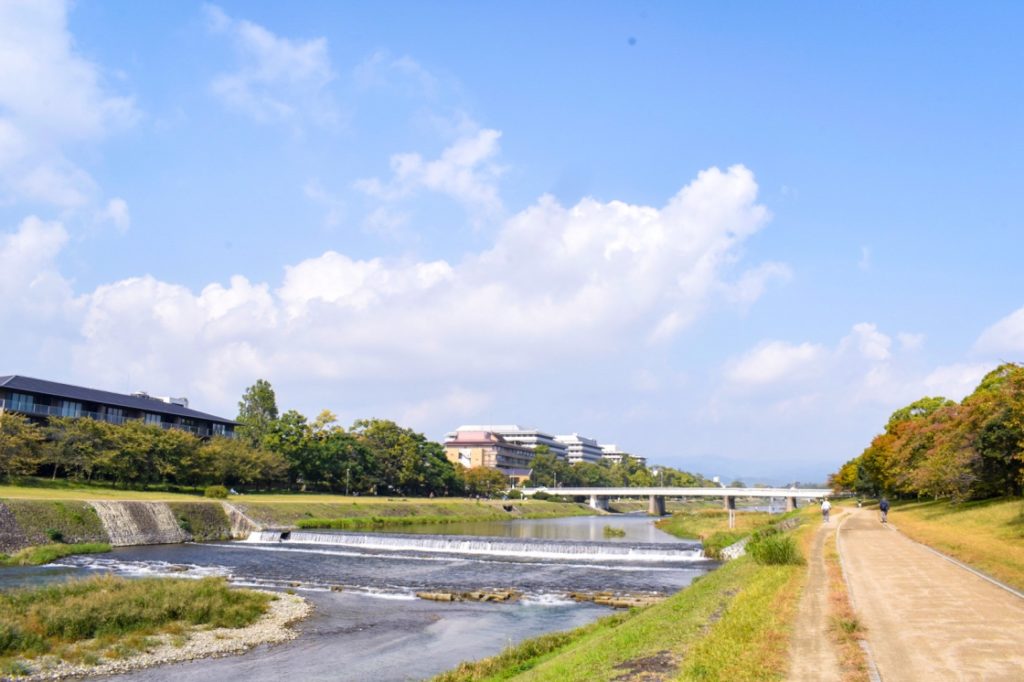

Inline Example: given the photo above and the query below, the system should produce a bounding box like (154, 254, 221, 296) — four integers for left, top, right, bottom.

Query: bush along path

(838, 507, 1024, 680)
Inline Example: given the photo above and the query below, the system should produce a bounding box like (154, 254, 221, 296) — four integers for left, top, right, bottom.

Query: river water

(1, 515, 712, 681)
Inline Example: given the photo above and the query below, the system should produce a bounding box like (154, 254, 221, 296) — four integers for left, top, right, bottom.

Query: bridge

(520, 486, 833, 515)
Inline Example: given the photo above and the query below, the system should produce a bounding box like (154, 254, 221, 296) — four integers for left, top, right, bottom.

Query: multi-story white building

(599, 444, 646, 467)
(448, 425, 569, 460)
(554, 433, 604, 464)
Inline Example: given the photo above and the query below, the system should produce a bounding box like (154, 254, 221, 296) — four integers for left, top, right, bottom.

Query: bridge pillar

(723, 495, 736, 511)
(786, 497, 797, 512)
(588, 494, 609, 511)
(647, 495, 666, 516)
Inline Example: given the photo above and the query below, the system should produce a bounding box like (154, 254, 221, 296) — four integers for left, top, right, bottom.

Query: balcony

(0, 398, 232, 438)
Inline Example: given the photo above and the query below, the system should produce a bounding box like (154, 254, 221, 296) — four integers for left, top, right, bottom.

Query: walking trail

(787, 509, 843, 681)
(838, 507, 1024, 681)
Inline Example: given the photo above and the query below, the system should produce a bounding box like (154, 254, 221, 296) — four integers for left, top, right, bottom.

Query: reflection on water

(380, 513, 683, 543)
(2, 515, 711, 681)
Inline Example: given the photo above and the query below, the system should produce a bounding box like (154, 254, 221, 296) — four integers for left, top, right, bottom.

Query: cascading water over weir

(244, 530, 706, 562)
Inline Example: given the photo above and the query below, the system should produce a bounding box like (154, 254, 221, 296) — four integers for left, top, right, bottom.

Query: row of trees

(1, 378, 709, 497)
(831, 363, 1024, 501)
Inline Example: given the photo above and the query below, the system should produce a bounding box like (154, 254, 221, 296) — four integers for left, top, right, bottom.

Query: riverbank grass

(888, 496, 1024, 591)
(0, 543, 110, 566)
(0, 576, 271, 673)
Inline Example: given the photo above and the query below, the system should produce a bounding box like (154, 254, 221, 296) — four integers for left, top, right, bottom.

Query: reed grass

(0, 576, 270, 667)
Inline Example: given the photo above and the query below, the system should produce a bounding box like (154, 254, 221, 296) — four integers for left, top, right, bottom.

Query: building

(599, 444, 646, 467)
(447, 425, 568, 460)
(554, 433, 604, 464)
(0, 375, 237, 438)
(442, 429, 535, 481)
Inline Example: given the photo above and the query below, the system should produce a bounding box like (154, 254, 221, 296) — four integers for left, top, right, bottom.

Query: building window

(212, 423, 226, 436)
(106, 407, 125, 424)
(144, 413, 162, 426)
(9, 392, 35, 413)
(60, 400, 82, 418)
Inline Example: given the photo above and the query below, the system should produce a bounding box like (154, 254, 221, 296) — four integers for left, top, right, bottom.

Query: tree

(44, 417, 117, 481)
(350, 419, 461, 496)
(0, 413, 43, 480)
(462, 467, 508, 497)
(236, 379, 279, 447)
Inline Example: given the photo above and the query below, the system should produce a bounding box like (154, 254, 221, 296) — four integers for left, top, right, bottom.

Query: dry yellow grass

(890, 497, 1024, 591)
(824, 532, 869, 681)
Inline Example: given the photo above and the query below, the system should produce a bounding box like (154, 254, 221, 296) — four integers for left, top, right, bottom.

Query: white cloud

(356, 128, 504, 214)
(922, 363, 991, 402)
(0, 0, 136, 207)
(354, 50, 437, 97)
(0, 216, 76, 323)
(727, 341, 825, 386)
(897, 332, 925, 351)
(205, 4, 336, 126)
(848, 322, 891, 361)
(96, 197, 131, 233)
(723, 261, 792, 305)
(302, 179, 344, 228)
(5, 164, 779, 422)
(974, 305, 1024, 355)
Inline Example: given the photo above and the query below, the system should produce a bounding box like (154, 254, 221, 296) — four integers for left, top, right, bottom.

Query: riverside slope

(839, 507, 1024, 680)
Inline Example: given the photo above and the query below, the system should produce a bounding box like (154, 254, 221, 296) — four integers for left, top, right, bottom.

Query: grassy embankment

(656, 509, 784, 558)
(886, 496, 1024, 591)
(238, 497, 591, 530)
(0, 575, 271, 676)
(435, 509, 811, 682)
(0, 544, 110, 567)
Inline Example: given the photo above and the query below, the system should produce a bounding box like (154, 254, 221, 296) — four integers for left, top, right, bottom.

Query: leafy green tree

(0, 412, 44, 479)
(44, 417, 117, 481)
(263, 410, 313, 486)
(201, 437, 287, 489)
(236, 379, 279, 447)
(462, 467, 508, 497)
(350, 419, 460, 496)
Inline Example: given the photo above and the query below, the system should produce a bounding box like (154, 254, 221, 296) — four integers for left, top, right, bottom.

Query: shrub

(46, 528, 64, 543)
(748, 534, 803, 565)
(603, 525, 626, 538)
(506, 489, 524, 500)
(204, 485, 229, 499)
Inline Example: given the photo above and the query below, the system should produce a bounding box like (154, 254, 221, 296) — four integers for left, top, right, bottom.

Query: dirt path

(787, 510, 843, 681)
(838, 507, 1024, 681)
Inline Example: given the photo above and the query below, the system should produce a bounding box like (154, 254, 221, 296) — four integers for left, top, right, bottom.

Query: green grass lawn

(889, 497, 1024, 591)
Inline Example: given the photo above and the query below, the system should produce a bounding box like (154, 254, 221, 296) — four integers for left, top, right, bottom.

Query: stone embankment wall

(0, 500, 243, 552)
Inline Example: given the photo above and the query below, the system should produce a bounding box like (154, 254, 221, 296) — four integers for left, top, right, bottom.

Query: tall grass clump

(0, 575, 271, 664)
(747, 533, 804, 565)
(0, 543, 110, 567)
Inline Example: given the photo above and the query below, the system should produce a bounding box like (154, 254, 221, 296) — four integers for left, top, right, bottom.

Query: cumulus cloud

(847, 322, 891, 361)
(205, 4, 337, 127)
(974, 304, 1024, 355)
(0, 0, 136, 207)
(356, 128, 504, 214)
(0, 216, 75, 320)
(727, 341, 825, 386)
(96, 198, 131, 233)
(4, 164, 782, 426)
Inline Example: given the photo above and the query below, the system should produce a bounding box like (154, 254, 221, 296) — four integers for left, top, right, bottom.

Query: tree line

(0, 379, 707, 496)
(830, 363, 1024, 501)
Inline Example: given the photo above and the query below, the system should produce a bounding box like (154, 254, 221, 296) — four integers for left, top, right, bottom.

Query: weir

(244, 530, 705, 562)
(90, 501, 188, 546)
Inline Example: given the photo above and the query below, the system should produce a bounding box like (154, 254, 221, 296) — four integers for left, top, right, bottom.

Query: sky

(2, 1, 1023, 483)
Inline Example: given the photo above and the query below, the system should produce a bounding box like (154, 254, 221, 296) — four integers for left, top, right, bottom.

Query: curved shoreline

(10, 591, 312, 681)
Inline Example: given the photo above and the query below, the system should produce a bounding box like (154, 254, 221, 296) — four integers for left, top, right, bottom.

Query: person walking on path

(820, 498, 832, 523)
(879, 497, 890, 523)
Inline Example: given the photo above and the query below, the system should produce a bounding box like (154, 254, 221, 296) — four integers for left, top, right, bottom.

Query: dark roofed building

(0, 375, 237, 438)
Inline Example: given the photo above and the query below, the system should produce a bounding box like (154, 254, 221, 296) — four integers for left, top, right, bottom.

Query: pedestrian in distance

(879, 497, 890, 524)
(820, 497, 832, 523)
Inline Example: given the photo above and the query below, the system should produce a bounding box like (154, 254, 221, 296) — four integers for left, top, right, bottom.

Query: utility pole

(346, 467, 350, 497)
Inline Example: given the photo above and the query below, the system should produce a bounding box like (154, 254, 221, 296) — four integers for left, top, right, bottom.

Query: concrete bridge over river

(521, 486, 833, 515)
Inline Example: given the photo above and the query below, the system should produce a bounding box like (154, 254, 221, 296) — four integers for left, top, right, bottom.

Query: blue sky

(2, 1, 1022, 482)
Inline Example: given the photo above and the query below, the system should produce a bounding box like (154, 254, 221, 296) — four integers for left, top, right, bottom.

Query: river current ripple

(15, 516, 713, 681)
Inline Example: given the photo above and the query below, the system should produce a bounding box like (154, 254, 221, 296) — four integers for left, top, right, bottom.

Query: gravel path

(11, 592, 311, 681)
(839, 507, 1024, 681)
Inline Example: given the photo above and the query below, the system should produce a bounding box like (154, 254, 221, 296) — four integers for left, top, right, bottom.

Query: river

(1, 514, 713, 681)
